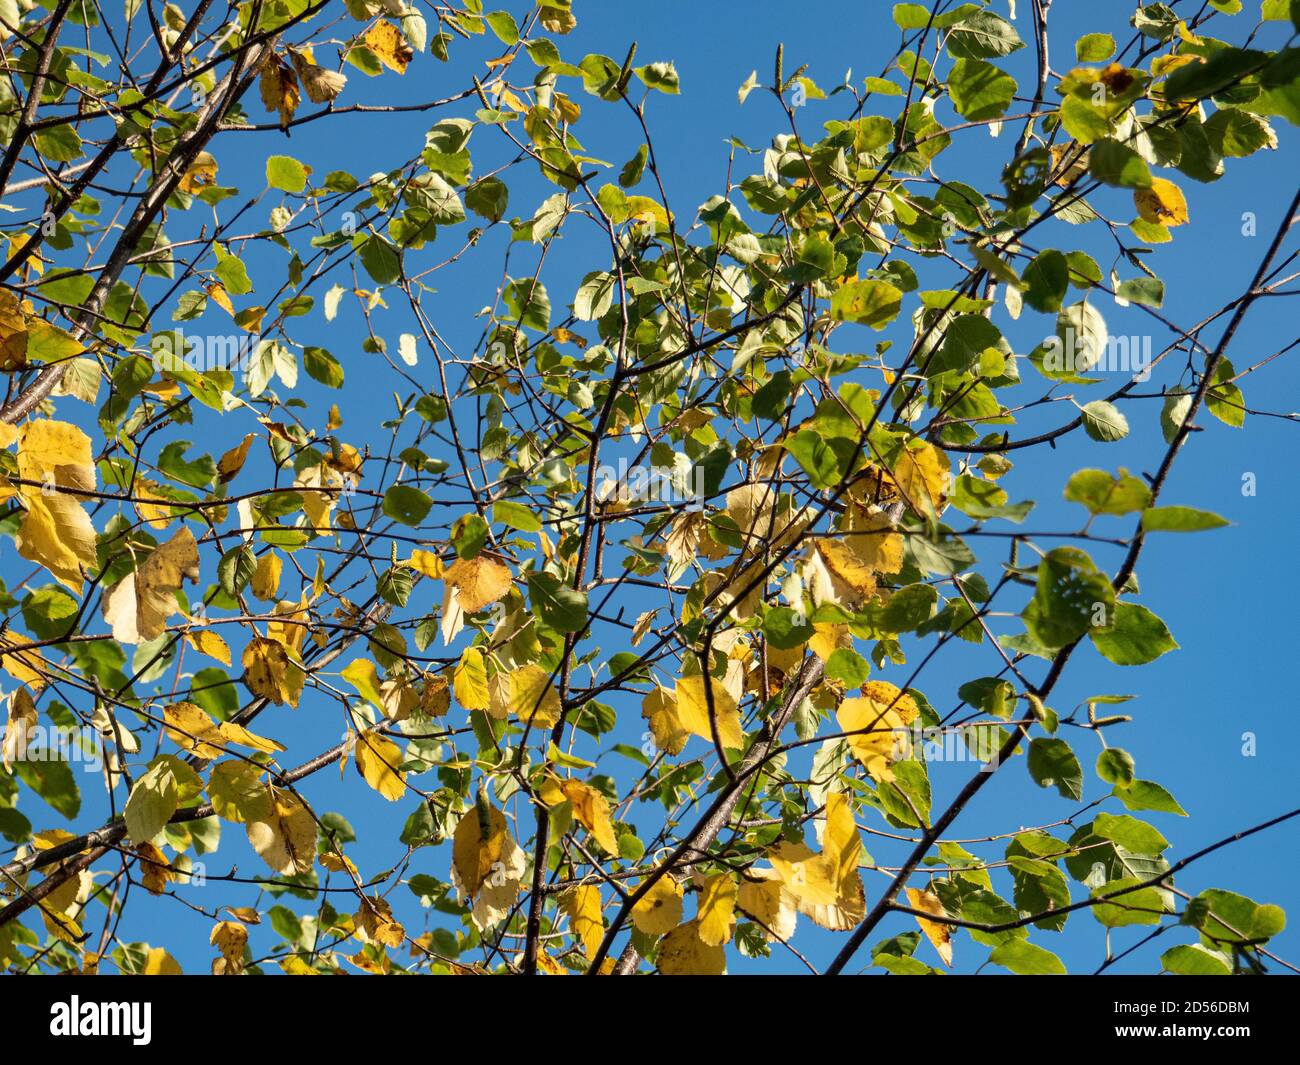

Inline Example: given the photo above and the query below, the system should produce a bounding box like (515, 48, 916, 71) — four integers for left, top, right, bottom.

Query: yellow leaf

(696, 873, 737, 947)
(674, 674, 744, 750)
(508, 663, 562, 728)
(0, 290, 30, 370)
(406, 549, 443, 578)
(14, 419, 98, 591)
(562, 884, 604, 961)
(246, 788, 316, 875)
(210, 920, 248, 975)
(631, 876, 683, 936)
(354, 727, 407, 801)
(452, 647, 489, 710)
(837, 681, 918, 782)
(737, 872, 798, 941)
(143, 946, 183, 975)
(208, 761, 271, 824)
(450, 799, 527, 929)
(136, 841, 172, 895)
(444, 554, 513, 612)
(355, 895, 405, 947)
(102, 526, 200, 644)
(206, 282, 235, 316)
(559, 778, 618, 854)
(184, 628, 232, 667)
(364, 19, 414, 74)
(242, 635, 303, 707)
(641, 683, 689, 755)
(178, 150, 218, 194)
(657, 919, 725, 975)
(259, 52, 300, 128)
(906, 886, 954, 966)
(289, 47, 348, 103)
(1134, 176, 1189, 227)
(163, 700, 228, 759)
(2, 686, 37, 771)
(217, 433, 255, 483)
(766, 793, 865, 931)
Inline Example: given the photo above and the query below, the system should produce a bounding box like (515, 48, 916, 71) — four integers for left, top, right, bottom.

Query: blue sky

(6, 0, 1297, 974)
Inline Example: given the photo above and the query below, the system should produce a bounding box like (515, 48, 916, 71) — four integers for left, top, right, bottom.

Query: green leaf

(218, 544, 256, 597)
(383, 485, 433, 526)
(1094, 812, 1169, 853)
(493, 500, 541, 532)
(824, 647, 871, 687)
(947, 58, 1017, 121)
(1022, 250, 1069, 312)
(1161, 943, 1231, 975)
(829, 278, 903, 329)
(1028, 738, 1084, 800)
(1088, 138, 1153, 187)
(304, 346, 344, 388)
(1064, 468, 1151, 515)
(124, 759, 180, 844)
(1090, 602, 1178, 665)
(528, 572, 589, 633)
(1080, 400, 1130, 442)
(946, 11, 1024, 59)
(1096, 747, 1136, 787)
(358, 235, 402, 285)
(13, 758, 80, 819)
(989, 938, 1067, 975)
(266, 155, 309, 193)
(466, 177, 509, 222)
(1115, 779, 1187, 816)
(1140, 506, 1230, 532)
(1023, 546, 1114, 648)
(1076, 33, 1116, 62)
(1115, 277, 1164, 307)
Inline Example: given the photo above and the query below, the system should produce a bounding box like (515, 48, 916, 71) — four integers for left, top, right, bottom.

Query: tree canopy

(0, 0, 1297, 976)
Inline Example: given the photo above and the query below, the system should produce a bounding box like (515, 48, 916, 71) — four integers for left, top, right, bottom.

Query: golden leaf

(364, 20, 414, 74)
(508, 663, 562, 728)
(217, 432, 255, 483)
(242, 635, 304, 707)
(444, 554, 513, 612)
(837, 680, 919, 782)
(641, 682, 689, 755)
(2, 686, 38, 771)
(674, 674, 744, 750)
(210, 920, 248, 975)
(289, 47, 348, 103)
(246, 788, 316, 875)
(1134, 176, 1189, 227)
(136, 841, 173, 895)
(14, 419, 98, 591)
(354, 727, 407, 801)
(559, 778, 618, 855)
(906, 886, 954, 966)
(452, 647, 490, 711)
(631, 875, 683, 936)
(102, 526, 200, 644)
(562, 884, 605, 960)
(184, 629, 232, 667)
(259, 52, 300, 128)
(251, 551, 282, 601)
(658, 919, 725, 975)
(178, 150, 218, 194)
(696, 873, 737, 947)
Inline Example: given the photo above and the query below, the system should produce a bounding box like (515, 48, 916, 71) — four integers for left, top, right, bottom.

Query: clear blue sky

(11, 0, 1296, 974)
